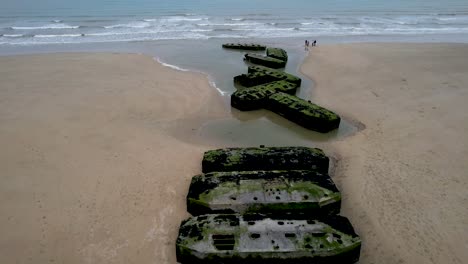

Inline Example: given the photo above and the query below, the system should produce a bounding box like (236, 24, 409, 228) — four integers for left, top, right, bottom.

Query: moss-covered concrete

(244, 53, 286, 68)
(202, 146, 329, 173)
(266, 92, 341, 133)
(266, 47, 288, 62)
(234, 71, 282, 88)
(222, 43, 267, 50)
(176, 214, 361, 264)
(234, 67, 301, 88)
(248, 65, 301, 86)
(231, 81, 297, 111)
(187, 170, 341, 216)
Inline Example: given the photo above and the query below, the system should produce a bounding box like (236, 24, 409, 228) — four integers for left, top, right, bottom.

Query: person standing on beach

(312, 40, 317, 46)
(305, 40, 309, 50)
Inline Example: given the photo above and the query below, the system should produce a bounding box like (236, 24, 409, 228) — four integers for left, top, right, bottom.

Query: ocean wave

(85, 32, 132, 36)
(273, 22, 302, 26)
(89, 30, 212, 36)
(1, 33, 211, 45)
(189, 29, 213, 32)
(34, 34, 82, 38)
(173, 13, 198, 17)
(104, 22, 150, 29)
(2, 13, 468, 45)
(233, 27, 297, 31)
(165, 16, 207, 22)
(197, 22, 258, 27)
(2, 34, 24, 38)
(228, 18, 245, 21)
(82, 29, 212, 37)
(11, 23, 79, 30)
(438, 17, 458, 21)
(382, 27, 468, 32)
(210, 34, 248, 39)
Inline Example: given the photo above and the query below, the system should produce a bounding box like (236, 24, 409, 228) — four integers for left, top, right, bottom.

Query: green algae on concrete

(234, 68, 301, 88)
(248, 65, 301, 86)
(231, 86, 273, 111)
(231, 80, 298, 111)
(176, 214, 361, 264)
(234, 71, 282, 88)
(187, 170, 341, 217)
(222, 43, 267, 50)
(202, 146, 329, 173)
(244, 53, 286, 68)
(266, 47, 288, 62)
(267, 92, 341, 133)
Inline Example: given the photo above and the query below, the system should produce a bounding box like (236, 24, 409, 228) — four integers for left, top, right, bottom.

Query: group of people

(304, 39, 316, 50)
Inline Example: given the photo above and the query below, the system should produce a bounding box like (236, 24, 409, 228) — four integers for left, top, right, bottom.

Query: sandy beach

(0, 53, 228, 263)
(0, 43, 467, 264)
(301, 43, 468, 264)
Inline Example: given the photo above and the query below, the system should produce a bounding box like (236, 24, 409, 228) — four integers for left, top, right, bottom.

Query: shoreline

(153, 56, 229, 96)
(2, 32, 468, 50)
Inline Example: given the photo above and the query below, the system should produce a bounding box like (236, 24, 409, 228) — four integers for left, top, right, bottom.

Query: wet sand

(0, 43, 467, 264)
(301, 43, 468, 264)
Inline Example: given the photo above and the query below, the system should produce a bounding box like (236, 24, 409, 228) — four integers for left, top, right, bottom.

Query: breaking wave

(2, 13, 468, 45)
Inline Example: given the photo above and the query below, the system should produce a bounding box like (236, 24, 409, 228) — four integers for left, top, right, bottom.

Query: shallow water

(0, 37, 364, 146)
(135, 38, 358, 146)
(197, 110, 358, 147)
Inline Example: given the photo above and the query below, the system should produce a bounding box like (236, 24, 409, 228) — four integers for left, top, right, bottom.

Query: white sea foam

(165, 16, 207, 22)
(2, 12, 468, 46)
(155, 57, 190, 72)
(208, 78, 228, 96)
(34, 34, 82, 38)
(2, 34, 23, 37)
(104, 22, 150, 29)
(214, 86, 229, 96)
(86, 32, 129, 36)
(153, 57, 228, 96)
(188, 29, 213, 32)
(233, 27, 296, 31)
(197, 23, 256, 26)
(11, 23, 79, 30)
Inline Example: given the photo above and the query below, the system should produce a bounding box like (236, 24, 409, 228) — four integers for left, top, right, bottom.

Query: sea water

(0, 0, 466, 146)
(1, 0, 468, 45)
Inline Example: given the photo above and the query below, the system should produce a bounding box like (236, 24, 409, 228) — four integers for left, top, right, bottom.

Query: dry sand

(0, 43, 467, 264)
(0, 53, 228, 263)
(301, 43, 468, 264)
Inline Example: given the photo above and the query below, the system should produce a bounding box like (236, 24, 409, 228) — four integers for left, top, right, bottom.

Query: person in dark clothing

(312, 40, 317, 46)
